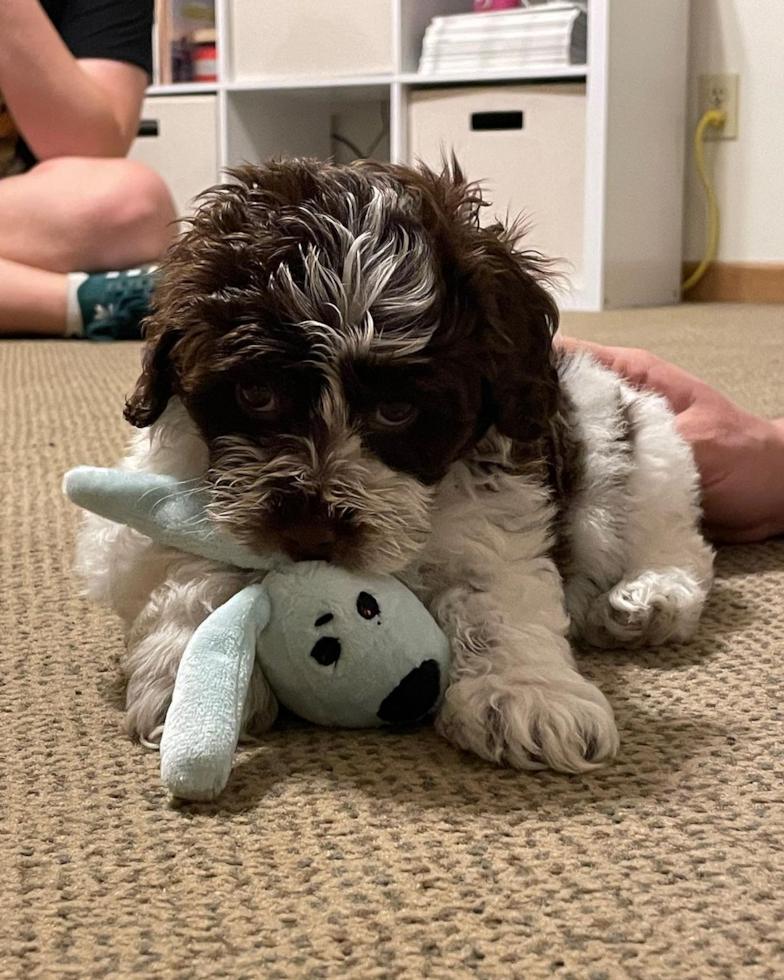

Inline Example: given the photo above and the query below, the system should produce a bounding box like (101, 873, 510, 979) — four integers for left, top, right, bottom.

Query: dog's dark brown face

(125, 159, 558, 572)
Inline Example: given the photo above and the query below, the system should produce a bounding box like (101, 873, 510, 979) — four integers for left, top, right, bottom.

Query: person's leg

(0, 156, 177, 273)
(0, 256, 68, 334)
(1, 261, 161, 338)
(0, 156, 176, 336)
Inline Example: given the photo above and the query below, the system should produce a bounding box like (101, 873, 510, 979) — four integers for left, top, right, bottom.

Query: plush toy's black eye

(314, 612, 334, 627)
(356, 591, 380, 620)
(311, 636, 341, 666)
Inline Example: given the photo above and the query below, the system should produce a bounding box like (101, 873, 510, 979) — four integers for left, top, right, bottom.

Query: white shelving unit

(148, 81, 218, 96)
(137, 0, 690, 310)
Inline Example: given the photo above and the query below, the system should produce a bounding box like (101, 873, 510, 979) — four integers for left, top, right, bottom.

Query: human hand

(557, 337, 784, 544)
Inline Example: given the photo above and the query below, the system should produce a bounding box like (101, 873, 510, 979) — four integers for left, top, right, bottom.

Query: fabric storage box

(230, 0, 393, 81)
(408, 84, 586, 288)
(129, 95, 218, 218)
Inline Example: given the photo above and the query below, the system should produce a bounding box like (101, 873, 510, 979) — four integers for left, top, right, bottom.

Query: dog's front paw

(581, 569, 708, 649)
(436, 672, 619, 773)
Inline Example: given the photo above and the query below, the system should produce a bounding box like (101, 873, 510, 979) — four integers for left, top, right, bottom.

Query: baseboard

(682, 261, 784, 303)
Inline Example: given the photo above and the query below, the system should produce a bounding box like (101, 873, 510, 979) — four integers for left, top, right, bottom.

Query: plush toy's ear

(160, 583, 273, 801)
(124, 324, 180, 428)
(63, 465, 279, 570)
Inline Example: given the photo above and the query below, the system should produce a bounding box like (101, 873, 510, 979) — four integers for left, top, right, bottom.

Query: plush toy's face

(306, 588, 443, 724)
(258, 564, 451, 728)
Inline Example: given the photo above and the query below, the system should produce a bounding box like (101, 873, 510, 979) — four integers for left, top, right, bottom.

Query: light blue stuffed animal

(64, 467, 451, 802)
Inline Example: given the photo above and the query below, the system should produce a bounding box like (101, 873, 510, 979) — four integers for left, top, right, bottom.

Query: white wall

(684, 0, 784, 263)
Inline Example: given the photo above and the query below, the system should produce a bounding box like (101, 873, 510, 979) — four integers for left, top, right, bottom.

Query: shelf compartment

(228, 0, 393, 84)
(225, 89, 390, 167)
(408, 83, 587, 298)
(131, 94, 219, 217)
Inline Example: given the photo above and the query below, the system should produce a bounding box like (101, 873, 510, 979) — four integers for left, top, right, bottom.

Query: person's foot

(76, 265, 158, 340)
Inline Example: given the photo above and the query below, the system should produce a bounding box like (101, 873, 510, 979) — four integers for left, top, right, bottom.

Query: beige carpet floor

(1, 304, 783, 979)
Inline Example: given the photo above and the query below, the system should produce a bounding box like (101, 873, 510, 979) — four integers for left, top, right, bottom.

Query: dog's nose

(282, 522, 338, 562)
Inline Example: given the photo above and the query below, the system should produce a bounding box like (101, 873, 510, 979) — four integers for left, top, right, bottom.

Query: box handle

(471, 111, 524, 132)
(137, 119, 160, 138)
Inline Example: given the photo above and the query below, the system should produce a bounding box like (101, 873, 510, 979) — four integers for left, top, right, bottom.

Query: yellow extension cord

(681, 108, 727, 293)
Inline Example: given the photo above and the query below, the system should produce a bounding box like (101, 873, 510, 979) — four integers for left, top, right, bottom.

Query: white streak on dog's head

(269, 185, 439, 366)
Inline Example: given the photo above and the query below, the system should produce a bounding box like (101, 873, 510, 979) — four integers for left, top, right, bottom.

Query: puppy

(77, 159, 713, 771)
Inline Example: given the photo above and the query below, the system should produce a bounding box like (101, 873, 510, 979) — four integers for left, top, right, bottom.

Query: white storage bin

(408, 84, 586, 289)
(129, 95, 219, 218)
(229, 0, 393, 81)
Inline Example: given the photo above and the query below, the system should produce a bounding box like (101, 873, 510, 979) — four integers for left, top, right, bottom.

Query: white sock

(65, 272, 89, 337)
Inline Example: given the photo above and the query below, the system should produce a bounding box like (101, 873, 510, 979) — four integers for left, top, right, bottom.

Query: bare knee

(81, 159, 178, 267)
(117, 160, 178, 246)
(36, 157, 178, 270)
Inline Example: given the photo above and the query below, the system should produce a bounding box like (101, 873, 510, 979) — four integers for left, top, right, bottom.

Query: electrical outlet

(698, 73, 739, 139)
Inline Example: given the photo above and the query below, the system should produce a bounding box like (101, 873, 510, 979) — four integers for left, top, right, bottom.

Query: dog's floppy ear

(122, 163, 311, 430)
(470, 221, 559, 443)
(402, 159, 559, 443)
(124, 322, 179, 428)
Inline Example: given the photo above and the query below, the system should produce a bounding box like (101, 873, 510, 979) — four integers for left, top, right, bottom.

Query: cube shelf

(134, 0, 689, 310)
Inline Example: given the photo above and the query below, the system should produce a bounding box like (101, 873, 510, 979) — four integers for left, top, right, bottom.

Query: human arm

(557, 337, 784, 544)
(0, 0, 150, 159)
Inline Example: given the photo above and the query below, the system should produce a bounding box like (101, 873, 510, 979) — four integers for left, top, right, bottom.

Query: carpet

(1, 304, 782, 979)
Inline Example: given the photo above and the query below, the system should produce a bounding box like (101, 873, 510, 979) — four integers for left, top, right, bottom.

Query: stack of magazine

(418, 2, 587, 76)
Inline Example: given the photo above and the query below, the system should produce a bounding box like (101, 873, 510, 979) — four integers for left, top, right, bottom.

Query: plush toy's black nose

(311, 636, 341, 666)
(377, 659, 441, 725)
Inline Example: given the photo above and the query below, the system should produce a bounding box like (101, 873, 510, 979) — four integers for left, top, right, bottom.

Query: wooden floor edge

(682, 261, 784, 303)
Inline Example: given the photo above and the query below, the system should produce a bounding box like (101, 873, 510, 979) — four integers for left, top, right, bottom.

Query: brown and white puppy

(77, 159, 713, 771)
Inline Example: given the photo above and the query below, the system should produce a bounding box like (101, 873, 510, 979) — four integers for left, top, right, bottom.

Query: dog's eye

(373, 402, 418, 428)
(236, 382, 277, 416)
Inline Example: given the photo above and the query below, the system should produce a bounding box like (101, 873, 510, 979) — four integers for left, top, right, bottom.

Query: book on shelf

(418, 2, 587, 76)
(153, 0, 217, 86)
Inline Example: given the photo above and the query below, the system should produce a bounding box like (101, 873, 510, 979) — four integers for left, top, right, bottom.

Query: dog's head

(126, 159, 558, 572)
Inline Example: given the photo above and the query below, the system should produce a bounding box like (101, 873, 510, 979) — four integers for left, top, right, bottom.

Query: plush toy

(63, 466, 451, 801)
